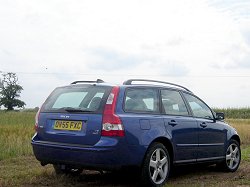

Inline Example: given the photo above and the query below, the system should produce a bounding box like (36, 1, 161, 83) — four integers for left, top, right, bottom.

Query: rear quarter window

(124, 88, 159, 113)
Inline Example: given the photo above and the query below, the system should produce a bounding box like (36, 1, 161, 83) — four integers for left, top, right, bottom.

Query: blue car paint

(36, 113, 102, 146)
(32, 135, 146, 169)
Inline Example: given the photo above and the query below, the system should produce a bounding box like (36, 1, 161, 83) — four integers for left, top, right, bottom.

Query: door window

(161, 90, 188, 116)
(183, 93, 214, 119)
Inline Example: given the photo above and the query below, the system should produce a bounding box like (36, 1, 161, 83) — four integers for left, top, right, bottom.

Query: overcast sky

(0, 0, 250, 108)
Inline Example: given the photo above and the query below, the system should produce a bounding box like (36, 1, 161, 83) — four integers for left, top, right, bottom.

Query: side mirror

(216, 112, 224, 120)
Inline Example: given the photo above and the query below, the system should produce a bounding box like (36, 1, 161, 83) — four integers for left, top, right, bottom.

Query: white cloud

(0, 0, 250, 107)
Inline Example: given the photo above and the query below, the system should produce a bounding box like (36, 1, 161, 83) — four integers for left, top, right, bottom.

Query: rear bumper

(31, 135, 146, 170)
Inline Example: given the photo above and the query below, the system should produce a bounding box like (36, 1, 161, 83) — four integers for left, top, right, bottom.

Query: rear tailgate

(37, 112, 102, 146)
(35, 84, 112, 146)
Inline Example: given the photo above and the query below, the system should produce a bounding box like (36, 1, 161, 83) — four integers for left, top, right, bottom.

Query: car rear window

(41, 86, 110, 113)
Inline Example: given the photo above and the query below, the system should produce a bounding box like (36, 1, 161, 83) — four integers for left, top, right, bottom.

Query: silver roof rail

(123, 79, 192, 92)
(71, 79, 104, 84)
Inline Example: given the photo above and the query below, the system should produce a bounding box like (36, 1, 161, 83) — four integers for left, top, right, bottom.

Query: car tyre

(217, 139, 241, 172)
(141, 142, 170, 187)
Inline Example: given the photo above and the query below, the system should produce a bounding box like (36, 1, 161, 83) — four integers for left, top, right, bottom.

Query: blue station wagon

(32, 79, 241, 186)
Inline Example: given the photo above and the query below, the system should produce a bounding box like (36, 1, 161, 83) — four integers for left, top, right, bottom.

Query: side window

(183, 93, 214, 119)
(161, 90, 188, 116)
(124, 88, 159, 112)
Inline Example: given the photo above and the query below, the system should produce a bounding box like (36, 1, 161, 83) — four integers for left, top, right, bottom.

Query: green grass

(0, 111, 35, 126)
(0, 111, 36, 160)
(242, 146, 250, 162)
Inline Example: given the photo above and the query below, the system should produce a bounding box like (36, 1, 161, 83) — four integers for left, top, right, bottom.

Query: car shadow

(74, 170, 141, 186)
(64, 164, 221, 187)
(170, 164, 220, 177)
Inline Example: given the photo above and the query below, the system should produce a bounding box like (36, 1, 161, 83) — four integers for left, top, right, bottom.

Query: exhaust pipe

(40, 162, 47, 166)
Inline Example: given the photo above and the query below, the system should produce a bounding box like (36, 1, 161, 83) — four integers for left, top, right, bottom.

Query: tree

(0, 72, 26, 110)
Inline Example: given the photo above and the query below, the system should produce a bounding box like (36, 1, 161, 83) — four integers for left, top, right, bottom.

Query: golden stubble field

(0, 112, 249, 187)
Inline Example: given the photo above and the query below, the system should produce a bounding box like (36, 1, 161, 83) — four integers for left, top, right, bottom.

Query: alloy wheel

(226, 143, 240, 170)
(149, 148, 169, 185)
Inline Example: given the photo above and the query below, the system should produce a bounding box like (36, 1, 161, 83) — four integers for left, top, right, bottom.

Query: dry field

(0, 112, 249, 187)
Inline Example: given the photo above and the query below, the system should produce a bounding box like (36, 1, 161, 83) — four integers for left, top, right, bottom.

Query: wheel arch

(230, 135, 241, 145)
(150, 137, 174, 164)
(140, 137, 172, 186)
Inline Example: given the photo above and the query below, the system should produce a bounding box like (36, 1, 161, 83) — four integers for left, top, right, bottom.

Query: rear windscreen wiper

(64, 107, 92, 113)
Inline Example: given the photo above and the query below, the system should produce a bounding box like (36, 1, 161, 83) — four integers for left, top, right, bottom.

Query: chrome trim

(174, 156, 224, 164)
(176, 143, 224, 147)
(32, 140, 91, 148)
(174, 159, 196, 164)
(198, 143, 224, 147)
(197, 156, 225, 162)
(176, 144, 198, 147)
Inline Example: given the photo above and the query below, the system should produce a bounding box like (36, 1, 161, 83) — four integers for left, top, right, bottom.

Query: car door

(183, 93, 226, 161)
(161, 89, 199, 164)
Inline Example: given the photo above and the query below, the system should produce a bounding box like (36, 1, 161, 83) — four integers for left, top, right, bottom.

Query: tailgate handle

(168, 120, 178, 126)
(200, 122, 207, 128)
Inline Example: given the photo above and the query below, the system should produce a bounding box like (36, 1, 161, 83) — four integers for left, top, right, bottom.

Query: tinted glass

(52, 92, 88, 108)
(124, 88, 159, 112)
(161, 90, 188, 116)
(42, 86, 109, 112)
(183, 93, 213, 119)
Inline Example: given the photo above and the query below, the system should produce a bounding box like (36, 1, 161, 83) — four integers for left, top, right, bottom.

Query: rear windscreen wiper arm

(64, 107, 92, 113)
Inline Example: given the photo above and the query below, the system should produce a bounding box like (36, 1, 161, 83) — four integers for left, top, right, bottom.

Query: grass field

(0, 112, 34, 160)
(0, 111, 249, 186)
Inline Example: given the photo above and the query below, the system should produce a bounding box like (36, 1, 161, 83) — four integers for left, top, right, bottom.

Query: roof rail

(123, 79, 192, 92)
(71, 79, 104, 84)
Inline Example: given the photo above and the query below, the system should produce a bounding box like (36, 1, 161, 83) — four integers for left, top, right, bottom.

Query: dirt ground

(0, 156, 249, 187)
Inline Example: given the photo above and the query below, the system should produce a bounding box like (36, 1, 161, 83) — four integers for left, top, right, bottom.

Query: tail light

(35, 106, 42, 132)
(101, 86, 125, 137)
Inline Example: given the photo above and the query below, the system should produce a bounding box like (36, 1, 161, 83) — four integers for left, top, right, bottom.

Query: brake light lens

(101, 86, 125, 137)
(34, 106, 42, 132)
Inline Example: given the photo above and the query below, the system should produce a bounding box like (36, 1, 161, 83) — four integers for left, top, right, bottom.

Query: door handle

(168, 120, 178, 126)
(200, 122, 207, 128)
